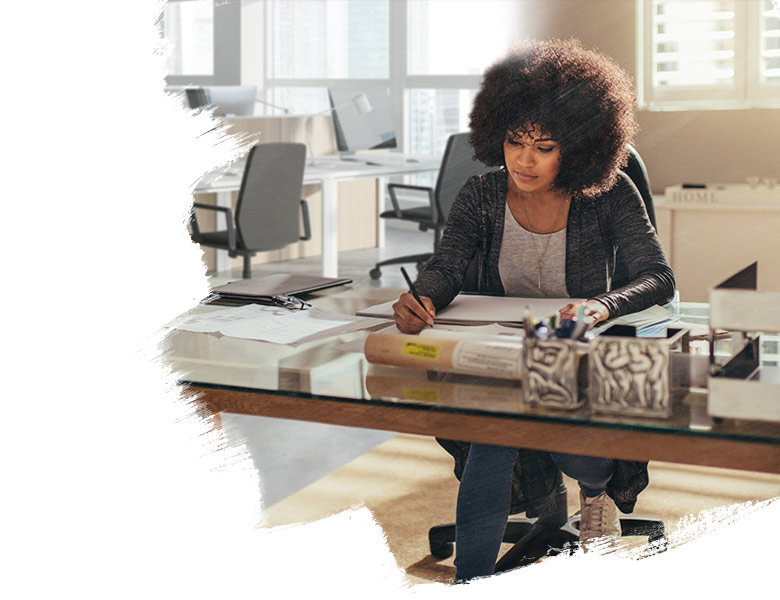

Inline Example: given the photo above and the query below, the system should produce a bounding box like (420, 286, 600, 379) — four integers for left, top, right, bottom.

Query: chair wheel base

(369, 268, 382, 280)
(427, 514, 667, 572)
(430, 542, 453, 559)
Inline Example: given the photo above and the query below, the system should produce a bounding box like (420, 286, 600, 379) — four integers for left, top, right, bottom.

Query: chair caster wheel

(430, 542, 453, 559)
(369, 268, 382, 280)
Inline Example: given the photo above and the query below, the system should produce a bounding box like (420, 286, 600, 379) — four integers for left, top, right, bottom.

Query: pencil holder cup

(522, 338, 588, 409)
(588, 325, 689, 418)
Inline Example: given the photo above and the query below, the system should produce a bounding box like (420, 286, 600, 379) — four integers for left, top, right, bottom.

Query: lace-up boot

(577, 490, 620, 552)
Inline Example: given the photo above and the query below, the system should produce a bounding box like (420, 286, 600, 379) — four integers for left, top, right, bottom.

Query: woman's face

(503, 125, 562, 196)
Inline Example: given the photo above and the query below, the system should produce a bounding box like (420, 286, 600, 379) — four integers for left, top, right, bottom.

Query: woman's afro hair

(469, 39, 638, 197)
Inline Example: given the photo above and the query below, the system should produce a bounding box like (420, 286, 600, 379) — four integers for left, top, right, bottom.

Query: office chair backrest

(434, 132, 493, 223)
(235, 142, 307, 251)
(186, 87, 211, 109)
(623, 144, 656, 230)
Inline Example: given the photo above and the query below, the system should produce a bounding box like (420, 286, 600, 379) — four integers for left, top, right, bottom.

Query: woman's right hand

(392, 293, 436, 333)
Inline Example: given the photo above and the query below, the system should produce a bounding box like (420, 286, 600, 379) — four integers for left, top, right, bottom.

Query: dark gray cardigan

(415, 169, 676, 515)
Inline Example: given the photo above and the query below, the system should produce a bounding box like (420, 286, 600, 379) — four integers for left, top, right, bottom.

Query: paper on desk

(169, 304, 383, 345)
(356, 294, 579, 324)
(673, 320, 709, 338)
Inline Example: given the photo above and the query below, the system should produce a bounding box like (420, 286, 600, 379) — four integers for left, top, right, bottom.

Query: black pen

(400, 266, 433, 327)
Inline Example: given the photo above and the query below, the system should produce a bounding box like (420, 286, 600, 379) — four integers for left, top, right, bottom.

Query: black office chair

(190, 142, 311, 279)
(428, 144, 667, 573)
(369, 132, 494, 280)
(624, 144, 656, 230)
(185, 87, 211, 110)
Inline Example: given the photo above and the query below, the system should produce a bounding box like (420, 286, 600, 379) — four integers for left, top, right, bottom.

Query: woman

(391, 39, 675, 582)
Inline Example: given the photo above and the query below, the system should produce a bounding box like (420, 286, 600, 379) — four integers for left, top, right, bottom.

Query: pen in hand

(400, 266, 433, 328)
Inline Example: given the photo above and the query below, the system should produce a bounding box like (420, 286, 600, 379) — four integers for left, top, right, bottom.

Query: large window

(263, 0, 518, 156)
(406, 0, 517, 76)
(264, 0, 389, 121)
(639, 0, 780, 107)
(163, 0, 214, 76)
(403, 1, 518, 155)
(406, 89, 476, 157)
(269, 0, 389, 80)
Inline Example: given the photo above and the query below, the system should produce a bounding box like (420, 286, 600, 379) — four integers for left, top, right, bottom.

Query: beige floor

(261, 433, 780, 586)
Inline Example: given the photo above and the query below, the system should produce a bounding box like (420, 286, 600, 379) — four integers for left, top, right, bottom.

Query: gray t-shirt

(498, 202, 568, 298)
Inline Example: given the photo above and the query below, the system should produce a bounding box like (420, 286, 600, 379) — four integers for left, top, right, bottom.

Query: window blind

(759, 0, 780, 83)
(651, 0, 737, 89)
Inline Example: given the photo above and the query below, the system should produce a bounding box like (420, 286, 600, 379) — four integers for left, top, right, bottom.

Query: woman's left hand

(557, 299, 610, 324)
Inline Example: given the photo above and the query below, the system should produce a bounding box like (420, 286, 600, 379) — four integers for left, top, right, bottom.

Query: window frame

(163, 0, 242, 88)
(749, 0, 780, 102)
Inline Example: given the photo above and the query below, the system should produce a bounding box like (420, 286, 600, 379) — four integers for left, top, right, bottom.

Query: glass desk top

(162, 286, 780, 458)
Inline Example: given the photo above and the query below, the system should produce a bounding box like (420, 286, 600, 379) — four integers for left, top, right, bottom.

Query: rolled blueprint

(363, 331, 523, 380)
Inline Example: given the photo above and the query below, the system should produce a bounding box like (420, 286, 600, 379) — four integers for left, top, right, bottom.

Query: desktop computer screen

(328, 88, 397, 155)
(207, 86, 257, 117)
(185, 86, 257, 117)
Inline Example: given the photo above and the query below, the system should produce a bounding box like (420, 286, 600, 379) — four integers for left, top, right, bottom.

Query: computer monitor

(328, 88, 397, 155)
(187, 85, 257, 117)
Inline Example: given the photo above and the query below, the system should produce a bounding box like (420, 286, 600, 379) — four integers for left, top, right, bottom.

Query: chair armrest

(387, 183, 435, 219)
(191, 202, 237, 251)
(299, 199, 312, 241)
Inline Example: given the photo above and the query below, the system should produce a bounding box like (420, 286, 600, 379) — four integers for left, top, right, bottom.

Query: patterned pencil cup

(588, 325, 688, 418)
(522, 338, 587, 409)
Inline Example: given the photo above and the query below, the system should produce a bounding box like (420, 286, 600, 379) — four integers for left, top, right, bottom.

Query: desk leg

(376, 176, 386, 248)
(320, 178, 339, 277)
(215, 190, 232, 276)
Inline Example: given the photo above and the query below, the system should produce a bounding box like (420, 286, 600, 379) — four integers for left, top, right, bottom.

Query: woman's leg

(454, 443, 519, 582)
(548, 451, 620, 548)
(547, 451, 614, 497)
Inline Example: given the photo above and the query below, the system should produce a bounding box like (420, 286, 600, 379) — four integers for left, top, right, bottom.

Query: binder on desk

(205, 273, 352, 306)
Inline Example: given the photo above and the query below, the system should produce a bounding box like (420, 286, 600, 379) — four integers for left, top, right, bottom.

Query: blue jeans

(453, 443, 615, 582)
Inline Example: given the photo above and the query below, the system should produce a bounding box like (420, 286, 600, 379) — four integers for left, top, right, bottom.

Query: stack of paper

(168, 304, 383, 345)
(591, 304, 677, 337)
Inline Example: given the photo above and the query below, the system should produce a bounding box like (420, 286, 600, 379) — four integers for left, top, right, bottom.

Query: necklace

(518, 192, 567, 289)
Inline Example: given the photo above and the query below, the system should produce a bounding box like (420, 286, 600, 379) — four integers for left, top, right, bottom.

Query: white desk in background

(194, 153, 441, 277)
(654, 195, 780, 302)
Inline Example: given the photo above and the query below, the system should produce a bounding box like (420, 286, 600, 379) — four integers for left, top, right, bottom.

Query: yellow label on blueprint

(402, 341, 439, 360)
(403, 388, 441, 402)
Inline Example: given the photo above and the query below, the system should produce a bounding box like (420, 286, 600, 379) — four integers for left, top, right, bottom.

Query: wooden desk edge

(183, 385, 780, 475)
